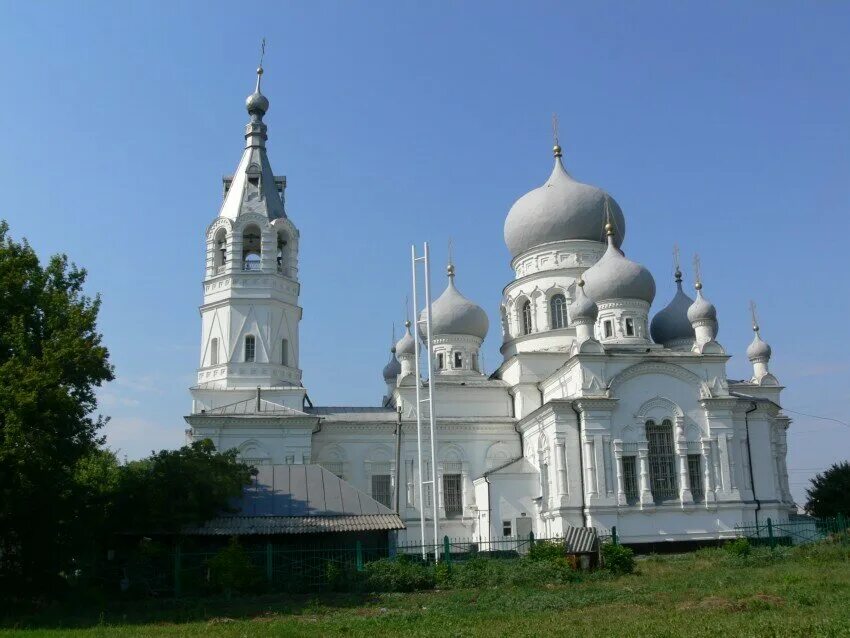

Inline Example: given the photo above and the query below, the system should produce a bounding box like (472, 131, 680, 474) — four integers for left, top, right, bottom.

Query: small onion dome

(418, 264, 489, 340)
(246, 90, 269, 115)
(382, 346, 401, 382)
(686, 284, 718, 326)
(246, 67, 270, 114)
(582, 224, 655, 304)
(747, 329, 772, 362)
(569, 278, 598, 324)
(650, 270, 695, 346)
(504, 153, 626, 259)
(395, 321, 416, 356)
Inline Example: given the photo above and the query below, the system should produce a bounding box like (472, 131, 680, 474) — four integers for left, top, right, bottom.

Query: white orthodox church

(185, 67, 794, 547)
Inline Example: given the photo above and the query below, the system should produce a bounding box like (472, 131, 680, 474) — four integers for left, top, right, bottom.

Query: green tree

(113, 439, 256, 534)
(805, 461, 850, 519)
(0, 221, 114, 594)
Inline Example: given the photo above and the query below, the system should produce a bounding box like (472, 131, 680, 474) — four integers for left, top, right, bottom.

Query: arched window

(646, 419, 677, 503)
(242, 225, 262, 271)
(276, 231, 288, 274)
(210, 338, 219, 366)
(213, 229, 227, 272)
(521, 301, 532, 335)
(281, 338, 288, 366)
(244, 335, 256, 362)
(550, 294, 567, 329)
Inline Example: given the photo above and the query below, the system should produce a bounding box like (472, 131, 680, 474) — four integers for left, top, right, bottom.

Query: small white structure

(186, 69, 794, 547)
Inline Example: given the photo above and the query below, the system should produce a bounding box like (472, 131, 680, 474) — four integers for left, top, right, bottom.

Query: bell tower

(190, 62, 306, 414)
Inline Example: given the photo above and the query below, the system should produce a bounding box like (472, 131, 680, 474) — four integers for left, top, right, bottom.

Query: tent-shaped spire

(219, 56, 286, 221)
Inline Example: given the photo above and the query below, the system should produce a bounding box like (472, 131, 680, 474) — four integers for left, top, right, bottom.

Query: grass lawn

(2, 542, 850, 637)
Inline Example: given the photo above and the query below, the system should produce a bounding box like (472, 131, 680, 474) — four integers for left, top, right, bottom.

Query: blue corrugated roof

(182, 464, 404, 535)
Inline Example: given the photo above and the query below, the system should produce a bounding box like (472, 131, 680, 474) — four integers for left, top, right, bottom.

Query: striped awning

(563, 526, 599, 554)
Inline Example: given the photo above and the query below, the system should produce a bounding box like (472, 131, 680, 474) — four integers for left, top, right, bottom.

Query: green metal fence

(107, 532, 599, 597)
(735, 515, 849, 548)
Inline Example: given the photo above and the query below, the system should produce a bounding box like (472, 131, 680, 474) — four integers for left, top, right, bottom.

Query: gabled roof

(182, 464, 404, 535)
(483, 456, 538, 478)
(306, 406, 397, 421)
(203, 397, 309, 417)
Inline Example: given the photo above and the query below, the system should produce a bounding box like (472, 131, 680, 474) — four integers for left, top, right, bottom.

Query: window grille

(550, 294, 567, 329)
(210, 338, 219, 366)
(442, 473, 463, 517)
(372, 474, 392, 508)
(625, 317, 635, 336)
(521, 301, 532, 335)
(688, 454, 704, 500)
(622, 456, 639, 505)
(647, 419, 678, 503)
(244, 335, 256, 362)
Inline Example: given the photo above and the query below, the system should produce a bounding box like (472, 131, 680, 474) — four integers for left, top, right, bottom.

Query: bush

(527, 540, 566, 562)
(364, 556, 434, 592)
(207, 537, 264, 598)
(433, 561, 452, 588)
(601, 543, 635, 574)
(724, 537, 752, 557)
(447, 556, 491, 588)
(324, 561, 353, 591)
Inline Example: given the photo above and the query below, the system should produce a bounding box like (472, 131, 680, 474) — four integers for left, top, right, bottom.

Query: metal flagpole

(411, 245, 427, 558)
(422, 243, 440, 560)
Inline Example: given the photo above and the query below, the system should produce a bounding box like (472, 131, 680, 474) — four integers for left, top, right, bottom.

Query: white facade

(186, 75, 794, 547)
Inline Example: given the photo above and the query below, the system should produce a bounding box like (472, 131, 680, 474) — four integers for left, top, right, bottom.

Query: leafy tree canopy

(0, 221, 113, 592)
(0, 221, 254, 601)
(805, 461, 850, 519)
(113, 439, 256, 534)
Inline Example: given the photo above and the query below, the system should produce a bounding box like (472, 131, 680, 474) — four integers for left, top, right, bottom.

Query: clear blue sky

(1, 1, 848, 504)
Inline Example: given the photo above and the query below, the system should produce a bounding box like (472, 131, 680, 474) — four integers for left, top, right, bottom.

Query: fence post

(443, 536, 451, 567)
(837, 513, 846, 545)
(611, 526, 618, 546)
(266, 541, 273, 584)
(529, 531, 535, 548)
(356, 540, 364, 572)
(767, 517, 775, 549)
(173, 542, 182, 598)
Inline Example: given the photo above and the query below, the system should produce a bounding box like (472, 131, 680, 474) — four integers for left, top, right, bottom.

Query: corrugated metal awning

(183, 514, 404, 536)
(180, 464, 405, 536)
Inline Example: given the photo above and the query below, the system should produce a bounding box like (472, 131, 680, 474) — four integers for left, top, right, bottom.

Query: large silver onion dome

(650, 270, 695, 346)
(382, 346, 401, 382)
(583, 225, 656, 304)
(504, 150, 625, 259)
(418, 265, 489, 340)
